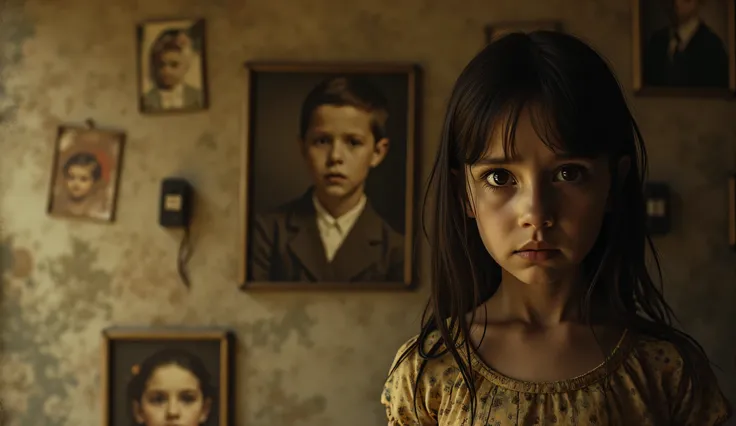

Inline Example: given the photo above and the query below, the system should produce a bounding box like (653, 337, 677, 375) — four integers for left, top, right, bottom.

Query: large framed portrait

(101, 327, 234, 426)
(485, 20, 563, 43)
(46, 123, 125, 223)
(633, 0, 736, 96)
(240, 62, 420, 291)
(136, 18, 208, 114)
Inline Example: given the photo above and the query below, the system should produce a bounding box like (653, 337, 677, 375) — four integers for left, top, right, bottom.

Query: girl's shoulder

(627, 331, 732, 424)
(629, 332, 715, 381)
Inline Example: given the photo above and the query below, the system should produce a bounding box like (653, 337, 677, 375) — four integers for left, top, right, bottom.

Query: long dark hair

(396, 30, 715, 423)
(127, 347, 216, 426)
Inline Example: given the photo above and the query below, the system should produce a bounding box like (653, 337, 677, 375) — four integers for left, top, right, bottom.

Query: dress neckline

(468, 328, 635, 394)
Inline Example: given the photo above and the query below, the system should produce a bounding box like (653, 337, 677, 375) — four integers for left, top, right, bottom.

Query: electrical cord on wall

(177, 225, 193, 288)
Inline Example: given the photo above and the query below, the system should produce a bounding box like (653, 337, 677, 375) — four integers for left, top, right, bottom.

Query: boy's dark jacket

(249, 189, 404, 283)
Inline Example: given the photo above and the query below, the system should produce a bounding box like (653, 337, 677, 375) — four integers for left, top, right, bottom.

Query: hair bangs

(450, 34, 620, 169)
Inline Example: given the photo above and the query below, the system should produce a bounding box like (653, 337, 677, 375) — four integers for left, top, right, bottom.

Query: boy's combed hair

(395, 30, 717, 423)
(298, 76, 389, 141)
(150, 29, 191, 64)
(63, 152, 102, 181)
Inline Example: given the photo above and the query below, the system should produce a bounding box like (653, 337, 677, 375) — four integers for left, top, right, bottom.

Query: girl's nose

(517, 183, 556, 230)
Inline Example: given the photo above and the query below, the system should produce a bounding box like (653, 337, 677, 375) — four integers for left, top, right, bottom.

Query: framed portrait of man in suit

(240, 62, 420, 291)
(633, 0, 736, 96)
(136, 18, 208, 114)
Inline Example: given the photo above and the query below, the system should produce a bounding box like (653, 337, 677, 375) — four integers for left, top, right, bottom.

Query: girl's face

(464, 107, 621, 287)
(134, 364, 211, 426)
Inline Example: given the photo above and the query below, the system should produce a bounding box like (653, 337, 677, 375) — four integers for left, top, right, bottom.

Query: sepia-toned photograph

(101, 328, 233, 426)
(240, 62, 419, 291)
(137, 18, 208, 113)
(485, 20, 562, 43)
(46, 123, 125, 223)
(633, 0, 736, 95)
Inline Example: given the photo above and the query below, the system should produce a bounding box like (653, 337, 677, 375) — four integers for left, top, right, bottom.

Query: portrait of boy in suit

(137, 19, 207, 113)
(248, 76, 405, 283)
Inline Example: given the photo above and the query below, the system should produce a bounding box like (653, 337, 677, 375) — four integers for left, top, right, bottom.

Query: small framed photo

(240, 62, 420, 291)
(136, 18, 208, 113)
(101, 327, 234, 426)
(46, 123, 125, 223)
(485, 20, 562, 43)
(633, 0, 736, 96)
(729, 174, 736, 248)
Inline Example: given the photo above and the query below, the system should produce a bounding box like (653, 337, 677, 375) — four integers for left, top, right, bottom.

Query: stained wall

(0, 0, 734, 425)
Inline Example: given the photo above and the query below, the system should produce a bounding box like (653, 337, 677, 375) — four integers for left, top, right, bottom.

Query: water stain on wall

(253, 370, 328, 426)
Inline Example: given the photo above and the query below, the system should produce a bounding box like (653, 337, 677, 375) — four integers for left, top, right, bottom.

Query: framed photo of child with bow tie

(136, 18, 208, 113)
(239, 62, 420, 291)
(633, 0, 736, 96)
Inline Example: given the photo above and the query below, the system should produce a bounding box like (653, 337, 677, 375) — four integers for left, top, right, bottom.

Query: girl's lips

(514, 249, 560, 261)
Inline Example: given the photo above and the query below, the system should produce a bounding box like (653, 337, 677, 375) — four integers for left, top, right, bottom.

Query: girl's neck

(484, 270, 592, 329)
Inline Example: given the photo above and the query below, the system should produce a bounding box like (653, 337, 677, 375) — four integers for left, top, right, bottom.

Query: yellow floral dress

(381, 329, 731, 425)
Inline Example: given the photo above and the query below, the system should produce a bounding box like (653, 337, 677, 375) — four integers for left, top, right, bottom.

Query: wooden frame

(485, 20, 563, 43)
(632, 0, 736, 97)
(46, 121, 125, 223)
(239, 61, 420, 291)
(136, 18, 209, 114)
(729, 174, 736, 248)
(101, 327, 234, 426)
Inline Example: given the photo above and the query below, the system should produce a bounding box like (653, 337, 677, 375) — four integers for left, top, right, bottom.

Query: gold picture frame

(239, 61, 420, 291)
(46, 122, 125, 223)
(101, 327, 234, 426)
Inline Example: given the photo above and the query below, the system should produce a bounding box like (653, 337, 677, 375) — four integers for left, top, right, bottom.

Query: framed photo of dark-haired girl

(101, 328, 234, 426)
(46, 123, 125, 223)
(136, 18, 208, 114)
(240, 62, 420, 291)
(633, 0, 736, 96)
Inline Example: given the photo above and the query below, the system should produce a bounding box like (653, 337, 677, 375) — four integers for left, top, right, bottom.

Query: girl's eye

(554, 165, 586, 182)
(485, 169, 515, 187)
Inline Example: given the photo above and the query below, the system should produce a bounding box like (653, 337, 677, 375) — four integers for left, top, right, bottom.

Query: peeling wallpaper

(0, 0, 734, 425)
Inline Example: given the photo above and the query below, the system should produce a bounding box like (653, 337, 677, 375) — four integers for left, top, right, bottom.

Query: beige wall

(0, 0, 734, 425)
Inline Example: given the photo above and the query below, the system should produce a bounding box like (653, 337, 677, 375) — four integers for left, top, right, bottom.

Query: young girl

(381, 31, 732, 425)
(127, 348, 215, 426)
